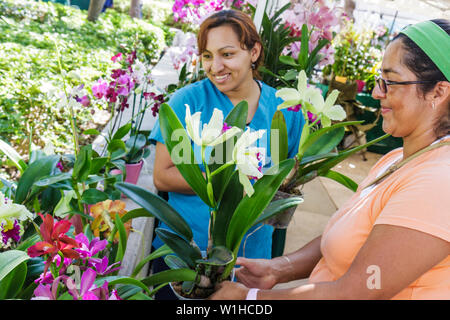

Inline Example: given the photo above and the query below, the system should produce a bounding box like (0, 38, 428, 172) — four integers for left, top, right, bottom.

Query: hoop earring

(432, 101, 436, 110)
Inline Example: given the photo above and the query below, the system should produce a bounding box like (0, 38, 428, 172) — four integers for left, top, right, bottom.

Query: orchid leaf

(226, 159, 295, 254)
(197, 246, 233, 267)
(209, 100, 247, 203)
(155, 228, 202, 269)
(270, 110, 288, 164)
(303, 126, 345, 158)
(0, 139, 27, 174)
(0, 250, 29, 282)
(158, 103, 210, 206)
(114, 213, 128, 264)
(140, 268, 197, 288)
(212, 171, 243, 247)
(164, 255, 190, 270)
(115, 182, 193, 242)
(0, 261, 27, 299)
(132, 244, 173, 278)
(320, 170, 358, 192)
(113, 123, 132, 140)
(14, 155, 60, 204)
(253, 197, 303, 226)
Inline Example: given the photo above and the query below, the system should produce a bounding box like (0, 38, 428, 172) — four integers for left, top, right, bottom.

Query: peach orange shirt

(308, 137, 450, 299)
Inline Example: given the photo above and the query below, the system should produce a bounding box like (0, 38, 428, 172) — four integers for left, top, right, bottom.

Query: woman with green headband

(211, 19, 450, 300)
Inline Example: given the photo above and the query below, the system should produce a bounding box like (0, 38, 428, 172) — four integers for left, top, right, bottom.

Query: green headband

(400, 20, 450, 81)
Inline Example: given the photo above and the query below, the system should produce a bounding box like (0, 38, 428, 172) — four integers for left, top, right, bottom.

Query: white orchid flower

(184, 104, 242, 147)
(0, 192, 33, 223)
(275, 70, 320, 111)
(307, 89, 346, 127)
(232, 128, 266, 197)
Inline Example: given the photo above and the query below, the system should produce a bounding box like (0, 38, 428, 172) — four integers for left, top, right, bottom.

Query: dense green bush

(0, 0, 166, 163)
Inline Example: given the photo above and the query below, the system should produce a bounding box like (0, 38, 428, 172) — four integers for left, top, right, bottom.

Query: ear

(250, 42, 262, 63)
(431, 81, 450, 107)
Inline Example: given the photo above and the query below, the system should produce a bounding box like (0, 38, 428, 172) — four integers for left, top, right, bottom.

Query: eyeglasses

(375, 75, 438, 94)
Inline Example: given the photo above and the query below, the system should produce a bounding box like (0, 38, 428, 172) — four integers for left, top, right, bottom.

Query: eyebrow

(203, 45, 236, 53)
(380, 67, 401, 75)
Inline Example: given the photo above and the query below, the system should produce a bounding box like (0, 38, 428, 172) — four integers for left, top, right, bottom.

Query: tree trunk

(87, 0, 106, 22)
(129, 0, 142, 19)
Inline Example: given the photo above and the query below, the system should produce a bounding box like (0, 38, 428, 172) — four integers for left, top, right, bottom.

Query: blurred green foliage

(0, 0, 166, 160)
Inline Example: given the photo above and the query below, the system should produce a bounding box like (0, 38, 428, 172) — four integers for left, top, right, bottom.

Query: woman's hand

(235, 257, 279, 289)
(209, 281, 249, 300)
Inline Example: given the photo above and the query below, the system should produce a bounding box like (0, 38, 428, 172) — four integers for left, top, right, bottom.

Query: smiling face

(372, 40, 435, 139)
(201, 24, 260, 96)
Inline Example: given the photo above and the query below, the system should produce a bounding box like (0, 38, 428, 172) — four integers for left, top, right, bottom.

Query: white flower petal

(275, 88, 301, 102)
(326, 104, 347, 121)
(239, 172, 255, 197)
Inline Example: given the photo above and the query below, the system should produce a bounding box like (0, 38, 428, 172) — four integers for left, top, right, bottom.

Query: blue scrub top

(149, 78, 304, 259)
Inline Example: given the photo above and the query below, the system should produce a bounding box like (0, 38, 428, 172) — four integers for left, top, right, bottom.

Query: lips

(212, 73, 230, 84)
(380, 105, 392, 115)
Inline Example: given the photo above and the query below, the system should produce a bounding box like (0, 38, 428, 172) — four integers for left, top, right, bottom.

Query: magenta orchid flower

(111, 52, 123, 62)
(89, 256, 121, 276)
(74, 233, 108, 259)
(66, 268, 121, 300)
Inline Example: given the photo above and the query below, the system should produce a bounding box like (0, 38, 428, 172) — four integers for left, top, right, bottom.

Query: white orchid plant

(272, 70, 388, 194)
(114, 101, 302, 299)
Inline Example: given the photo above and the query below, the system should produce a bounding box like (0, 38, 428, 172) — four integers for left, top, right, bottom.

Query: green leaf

(208, 101, 248, 203)
(253, 197, 304, 226)
(197, 246, 233, 266)
(83, 129, 101, 135)
(279, 55, 299, 67)
(226, 159, 295, 253)
(132, 244, 173, 278)
(115, 182, 193, 242)
(155, 228, 202, 269)
(0, 139, 27, 174)
(303, 126, 345, 158)
(298, 24, 310, 70)
(14, 155, 60, 204)
(90, 157, 108, 175)
(72, 145, 92, 182)
(164, 255, 189, 270)
(81, 188, 109, 204)
(0, 250, 29, 282)
(114, 213, 128, 264)
(112, 123, 132, 140)
(140, 268, 197, 288)
(0, 261, 27, 299)
(212, 171, 243, 247)
(33, 172, 72, 187)
(320, 170, 358, 192)
(299, 121, 362, 159)
(158, 103, 210, 206)
(270, 110, 288, 165)
(107, 139, 127, 154)
(16, 234, 40, 251)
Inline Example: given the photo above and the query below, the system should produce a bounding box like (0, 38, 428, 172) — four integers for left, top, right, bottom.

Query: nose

(371, 82, 386, 101)
(210, 56, 224, 73)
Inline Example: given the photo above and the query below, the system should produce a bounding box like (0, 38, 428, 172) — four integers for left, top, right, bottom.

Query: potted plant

(115, 101, 302, 299)
(266, 70, 389, 230)
(88, 48, 165, 185)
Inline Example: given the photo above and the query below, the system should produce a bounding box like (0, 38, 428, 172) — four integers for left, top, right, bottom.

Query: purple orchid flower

(1, 220, 21, 244)
(89, 256, 121, 276)
(287, 104, 302, 112)
(74, 233, 108, 260)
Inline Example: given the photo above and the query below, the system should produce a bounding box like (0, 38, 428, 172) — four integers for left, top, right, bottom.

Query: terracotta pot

(265, 190, 303, 229)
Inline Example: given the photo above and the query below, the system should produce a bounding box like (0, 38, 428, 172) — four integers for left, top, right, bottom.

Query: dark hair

(197, 10, 264, 79)
(393, 19, 450, 137)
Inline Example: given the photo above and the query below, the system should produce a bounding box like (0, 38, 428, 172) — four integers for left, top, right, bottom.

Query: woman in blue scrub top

(149, 9, 304, 299)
